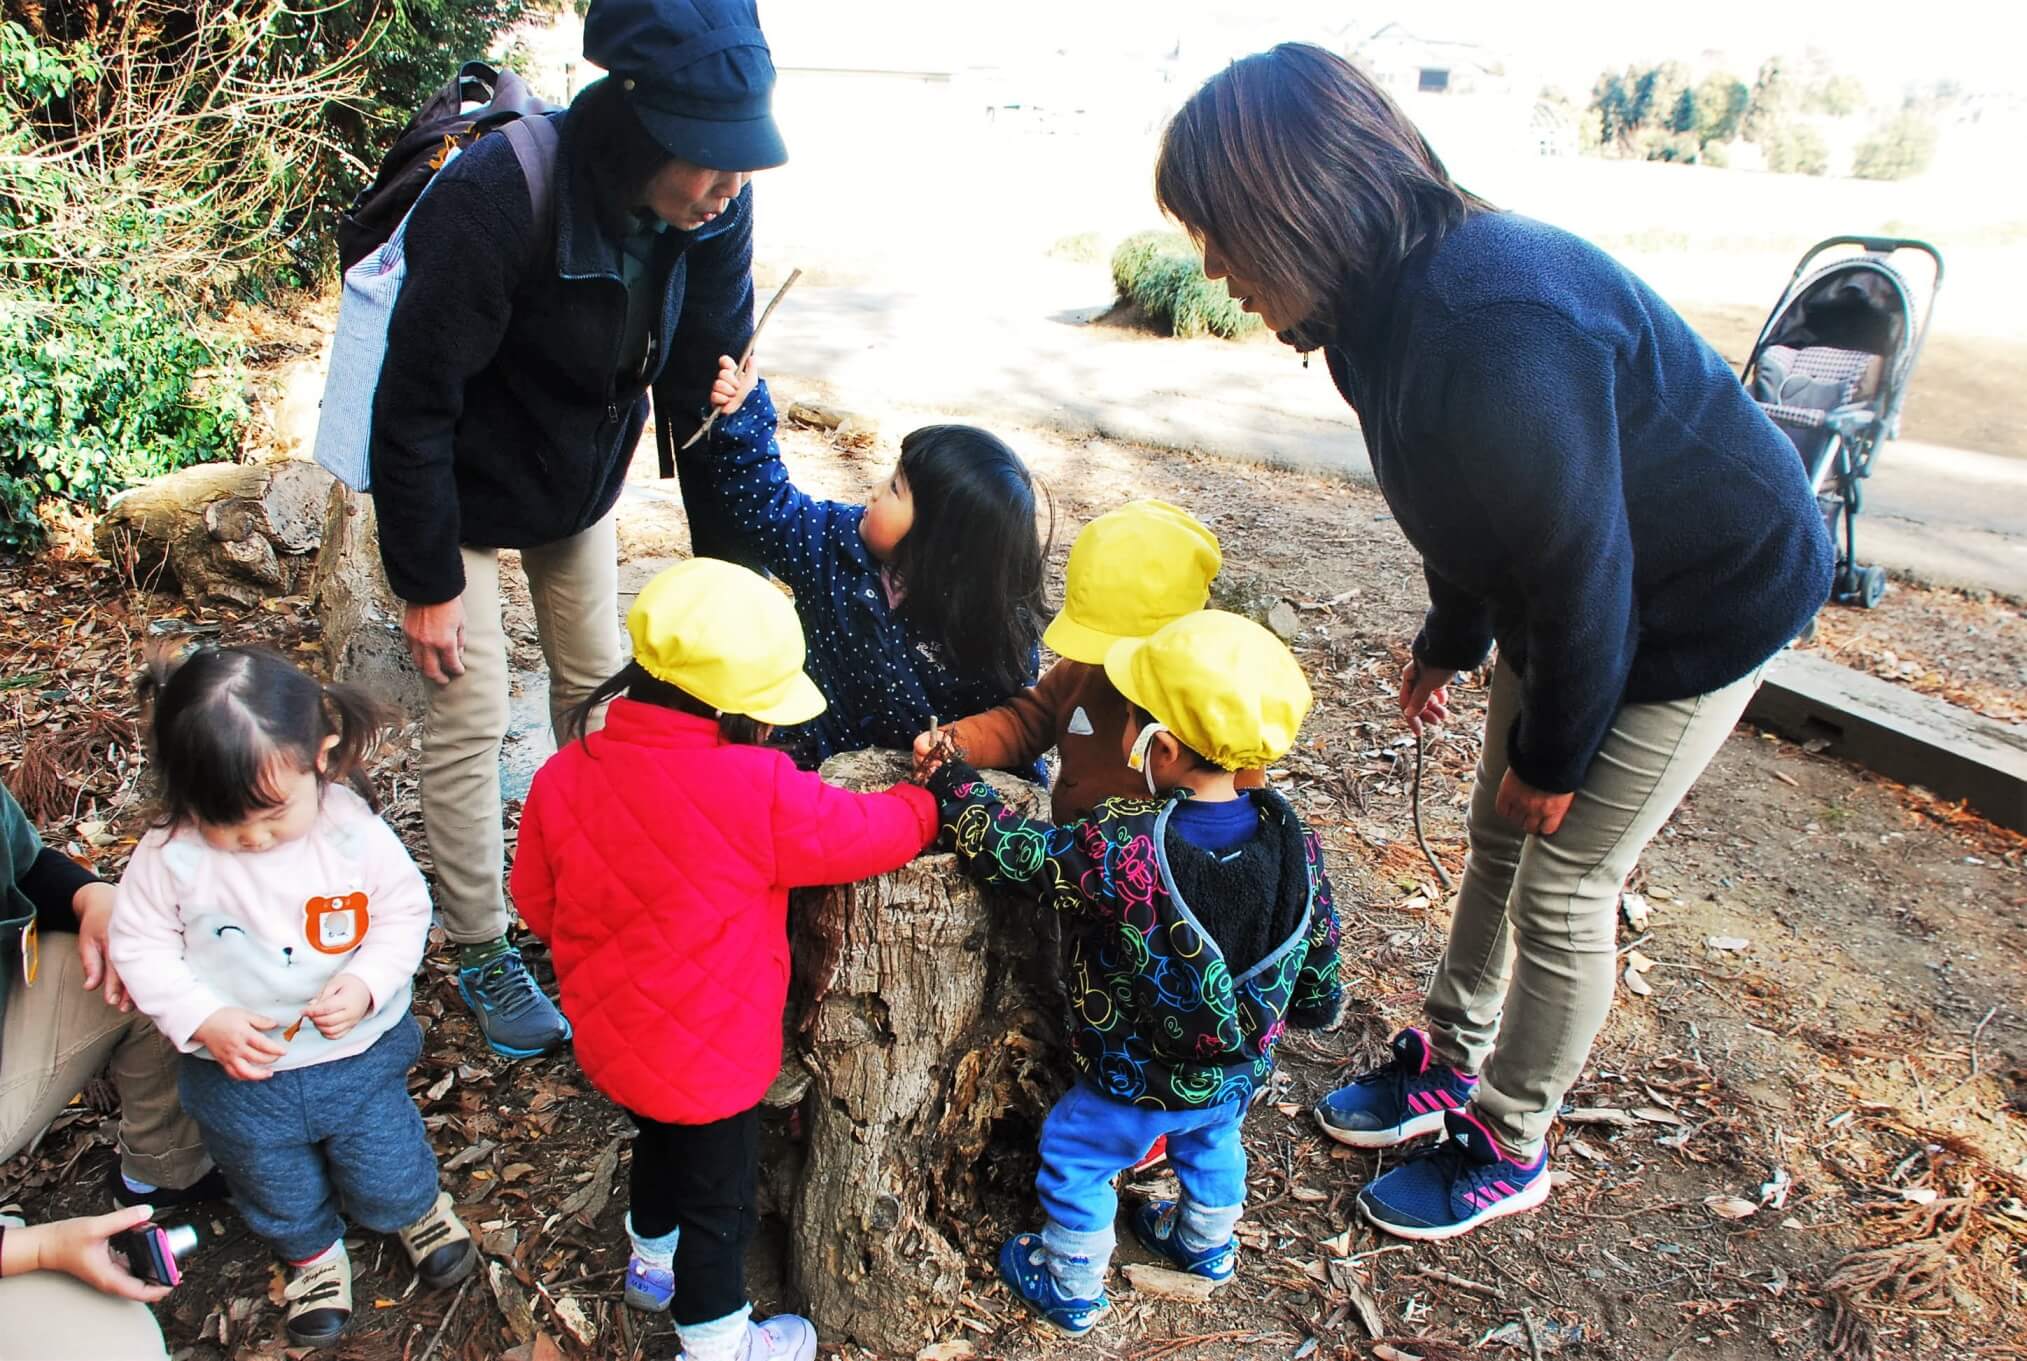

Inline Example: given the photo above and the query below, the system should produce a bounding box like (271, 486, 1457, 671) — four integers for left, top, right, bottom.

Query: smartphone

(110, 1222, 198, 1287)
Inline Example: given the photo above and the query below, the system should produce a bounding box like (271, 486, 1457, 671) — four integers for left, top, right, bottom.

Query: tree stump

(788, 750, 1069, 1353)
(93, 459, 332, 608)
(310, 483, 427, 719)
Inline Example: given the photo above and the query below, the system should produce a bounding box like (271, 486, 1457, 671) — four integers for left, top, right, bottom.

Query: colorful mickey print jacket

(930, 762, 1343, 1111)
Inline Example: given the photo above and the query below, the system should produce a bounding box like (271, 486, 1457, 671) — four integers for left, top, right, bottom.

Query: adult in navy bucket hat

(366, 0, 787, 1073)
(585, 0, 788, 172)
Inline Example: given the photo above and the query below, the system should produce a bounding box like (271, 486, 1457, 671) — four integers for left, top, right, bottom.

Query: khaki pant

(422, 513, 627, 944)
(0, 1270, 167, 1360)
(1425, 660, 1764, 1155)
(0, 939, 211, 1189)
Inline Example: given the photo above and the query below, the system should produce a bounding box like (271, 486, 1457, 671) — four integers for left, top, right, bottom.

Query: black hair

(565, 661, 772, 749)
(142, 646, 388, 828)
(887, 425, 1052, 695)
(573, 75, 677, 238)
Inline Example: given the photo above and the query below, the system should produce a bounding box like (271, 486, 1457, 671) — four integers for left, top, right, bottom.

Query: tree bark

(93, 458, 332, 608)
(310, 482, 427, 719)
(788, 750, 1069, 1353)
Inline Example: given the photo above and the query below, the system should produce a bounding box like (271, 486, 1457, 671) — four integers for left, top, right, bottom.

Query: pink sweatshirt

(109, 785, 432, 1071)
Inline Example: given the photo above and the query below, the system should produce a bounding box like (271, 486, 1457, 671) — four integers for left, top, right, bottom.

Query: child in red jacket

(511, 559, 939, 1361)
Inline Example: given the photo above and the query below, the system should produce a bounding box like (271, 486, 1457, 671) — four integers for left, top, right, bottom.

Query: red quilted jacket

(511, 698, 938, 1123)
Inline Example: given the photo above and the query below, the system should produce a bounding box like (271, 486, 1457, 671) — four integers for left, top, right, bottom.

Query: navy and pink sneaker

(1314, 1027, 1478, 1148)
(1357, 1107, 1550, 1241)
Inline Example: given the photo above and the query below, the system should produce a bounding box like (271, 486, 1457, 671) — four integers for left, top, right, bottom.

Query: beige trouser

(0, 1270, 167, 1360)
(421, 513, 627, 944)
(0, 941, 211, 1188)
(1425, 659, 1765, 1155)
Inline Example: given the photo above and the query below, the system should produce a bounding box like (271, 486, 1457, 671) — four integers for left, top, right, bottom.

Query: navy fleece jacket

(1326, 213, 1833, 792)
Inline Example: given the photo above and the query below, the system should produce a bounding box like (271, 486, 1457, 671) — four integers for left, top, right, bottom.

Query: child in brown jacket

(913, 499, 1258, 819)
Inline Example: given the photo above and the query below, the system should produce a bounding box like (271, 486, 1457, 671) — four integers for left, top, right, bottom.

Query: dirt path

(752, 264, 2027, 599)
(5, 397, 2018, 1359)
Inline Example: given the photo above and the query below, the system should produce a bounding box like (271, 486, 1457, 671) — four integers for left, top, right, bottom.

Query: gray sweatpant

(1425, 660, 1764, 1155)
(178, 1013, 440, 1261)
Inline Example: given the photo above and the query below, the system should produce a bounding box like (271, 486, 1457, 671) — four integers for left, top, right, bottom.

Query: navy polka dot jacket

(693, 380, 1042, 775)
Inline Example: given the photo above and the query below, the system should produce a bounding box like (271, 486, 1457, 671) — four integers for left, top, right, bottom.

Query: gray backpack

(312, 100, 557, 491)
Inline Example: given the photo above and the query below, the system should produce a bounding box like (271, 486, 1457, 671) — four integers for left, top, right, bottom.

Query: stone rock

(1266, 600, 1302, 642)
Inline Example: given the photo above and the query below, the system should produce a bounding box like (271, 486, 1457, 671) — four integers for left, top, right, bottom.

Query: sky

(762, 1, 2027, 96)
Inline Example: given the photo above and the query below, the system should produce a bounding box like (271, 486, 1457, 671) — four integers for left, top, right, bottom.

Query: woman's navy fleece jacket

(1325, 213, 1833, 793)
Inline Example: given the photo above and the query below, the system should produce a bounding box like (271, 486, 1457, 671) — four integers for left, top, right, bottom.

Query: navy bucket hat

(583, 0, 787, 171)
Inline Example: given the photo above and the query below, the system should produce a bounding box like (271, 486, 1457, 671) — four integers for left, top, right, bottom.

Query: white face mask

(1127, 720, 1170, 796)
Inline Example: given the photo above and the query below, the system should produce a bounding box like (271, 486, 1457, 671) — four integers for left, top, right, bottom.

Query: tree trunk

(94, 459, 332, 609)
(310, 482, 427, 719)
(787, 750, 1069, 1353)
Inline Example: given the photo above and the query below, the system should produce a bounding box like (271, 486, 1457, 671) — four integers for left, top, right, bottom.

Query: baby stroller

(1741, 235, 1944, 608)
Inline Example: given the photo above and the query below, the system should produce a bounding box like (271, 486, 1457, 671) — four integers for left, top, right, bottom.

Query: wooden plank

(1745, 651, 2027, 833)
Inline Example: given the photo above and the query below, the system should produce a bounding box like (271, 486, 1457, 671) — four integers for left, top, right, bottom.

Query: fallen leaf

(488, 1261, 537, 1345)
(1760, 1167, 1792, 1209)
(1900, 1186, 1938, 1205)
(1705, 935, 1750, 952)
(501, 1162, 535, 1184)
(1623, 948, 1656, 973)
(1633, 1105, 1685, 1126)
(1565, 1138, 1606, 1163)
(559, 1136, 623, 1221)
(1301, 1258, 1329, 1282)
(1563, 1107, 1637, 1128)
(1704, 1195, 1759, 1219)
(425, 1072, 455, 1102)
(1374, 1347, 1425, 1361)
(1290, 1186, 1328, 1204)
(1122, 1262, 1219, 1300)
(444, 1139, 496, 1171)
(1621, 964, 1652, 997)
(1275, 1102, 1301, 1117)
(1320, 1227, 1354, 1257)
(553, 1297, 596, 1349)
(1619, 892, 1651, 930)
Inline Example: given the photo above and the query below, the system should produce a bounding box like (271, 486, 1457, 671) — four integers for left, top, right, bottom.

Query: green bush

(0, 264, 247, 550)
(1761, 123, 1830, 176)
(1109, 232, 1262, 340)
(1851, 113, 1938, 181)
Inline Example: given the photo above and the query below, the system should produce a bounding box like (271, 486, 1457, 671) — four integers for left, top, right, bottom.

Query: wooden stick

(418, 1276, 473, 1361)
(681, 267, 803, 450)
(1409, 1265, 1504, 1300)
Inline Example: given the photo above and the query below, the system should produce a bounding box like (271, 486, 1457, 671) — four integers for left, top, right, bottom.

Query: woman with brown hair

(1156, 44, 1832, 1241)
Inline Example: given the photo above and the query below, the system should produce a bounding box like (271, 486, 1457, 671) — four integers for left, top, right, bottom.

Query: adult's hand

(2, 1205, 174, 1303)
(403, 599, 466, 685)
(72, 881, 130, 1012)
(1496, 769, 1575, 837)
(1398, 658, 1456, 734)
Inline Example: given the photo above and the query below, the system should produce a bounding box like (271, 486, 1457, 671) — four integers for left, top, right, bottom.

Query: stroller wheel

(1858, 565, 1888, 609)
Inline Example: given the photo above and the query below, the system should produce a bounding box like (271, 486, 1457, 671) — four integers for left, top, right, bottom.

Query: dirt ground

(1, 402, 2023, 1361)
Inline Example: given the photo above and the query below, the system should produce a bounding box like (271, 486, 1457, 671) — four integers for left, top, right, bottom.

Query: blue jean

(1034, 1081, 1247, 1297)
(178, 1013, 440, 1262)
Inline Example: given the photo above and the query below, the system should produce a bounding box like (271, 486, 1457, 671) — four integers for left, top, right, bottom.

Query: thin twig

(417, 1276, 473, 1361)
(1408, 1265, 1503, 1300)
(681, 268, 804, 449)
(1411, 726, 1453, 892)
(1968, 1005, 1999, 1078)
(1520, 1306, 1547, 1361)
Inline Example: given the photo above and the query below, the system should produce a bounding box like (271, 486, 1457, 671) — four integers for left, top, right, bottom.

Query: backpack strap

(499, 114, 560, 262)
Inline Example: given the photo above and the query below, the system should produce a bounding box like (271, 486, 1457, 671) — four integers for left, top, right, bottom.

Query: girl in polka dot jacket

(691, 358, 1049, 774)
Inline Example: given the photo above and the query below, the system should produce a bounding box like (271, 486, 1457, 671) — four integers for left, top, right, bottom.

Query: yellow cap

(626, 559, 828, 726)
(1103, 610, 1311, 770)
(1042, 499, 1222, 666)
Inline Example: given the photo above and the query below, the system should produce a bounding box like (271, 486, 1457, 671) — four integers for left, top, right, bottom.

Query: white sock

(677, 1303, 752, 1361)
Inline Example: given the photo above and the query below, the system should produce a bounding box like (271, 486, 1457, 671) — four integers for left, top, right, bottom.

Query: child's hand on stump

(304, 973, 372, 1040)
(193, 1006, 288, 1081)
(910, 725, 965, 785)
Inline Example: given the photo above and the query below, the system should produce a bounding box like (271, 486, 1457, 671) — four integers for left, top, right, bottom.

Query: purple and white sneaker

(1357, 1107, 1550, 1241)
(624, 1253, 674, 1312)
(1315, 1027, 1478, 1149)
